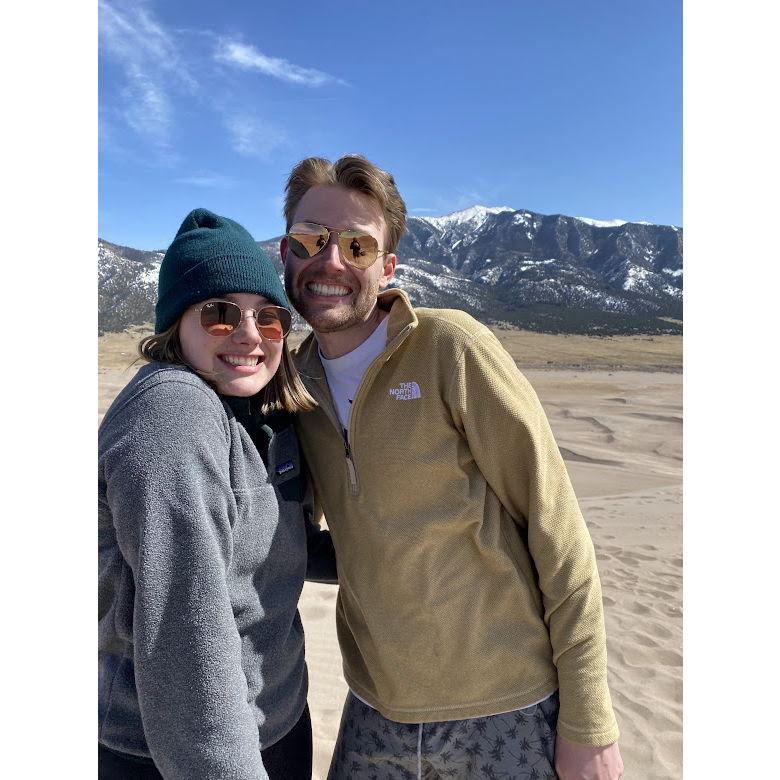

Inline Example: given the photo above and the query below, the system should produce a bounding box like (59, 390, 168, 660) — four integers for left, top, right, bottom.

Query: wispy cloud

(99, 0, 194, 151)
(452, 189, 488, 210)
(215, 39, 348, 87)
(409, 185, 511, 219)
(174, 172, 237, 188)
(224, 115, 288, 160)
(100, 1, 193, 84)
(99, 3, 336, 167)
(119, 63, 172, 148)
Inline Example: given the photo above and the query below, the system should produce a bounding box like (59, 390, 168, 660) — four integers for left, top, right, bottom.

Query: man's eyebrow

(296, 219, 376, 232)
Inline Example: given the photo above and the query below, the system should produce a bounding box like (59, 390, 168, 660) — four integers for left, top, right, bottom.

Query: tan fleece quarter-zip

(292, 290, 619, 746)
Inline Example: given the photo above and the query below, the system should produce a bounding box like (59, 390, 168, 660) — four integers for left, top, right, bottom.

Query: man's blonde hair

(283, 155, 407, 253)
(138, 320, 316, 415)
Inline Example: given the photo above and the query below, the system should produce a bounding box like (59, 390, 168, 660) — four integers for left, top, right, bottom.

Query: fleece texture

(98, 362, 312, 779)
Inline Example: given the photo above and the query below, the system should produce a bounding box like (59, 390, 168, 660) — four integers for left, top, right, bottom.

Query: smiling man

(280, 155, 624, 780)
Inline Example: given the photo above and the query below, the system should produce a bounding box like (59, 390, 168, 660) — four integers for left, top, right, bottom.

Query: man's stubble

(284, 262, 382, 335)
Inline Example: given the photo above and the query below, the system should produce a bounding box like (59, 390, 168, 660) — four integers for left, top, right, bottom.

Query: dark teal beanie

(155, 208, 289, 333)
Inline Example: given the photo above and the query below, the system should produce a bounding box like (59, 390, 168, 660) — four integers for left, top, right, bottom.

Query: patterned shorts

(327, 690, 559, 780)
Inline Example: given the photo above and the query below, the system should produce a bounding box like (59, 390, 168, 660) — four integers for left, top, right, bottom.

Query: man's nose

(315, 234, 348, 270)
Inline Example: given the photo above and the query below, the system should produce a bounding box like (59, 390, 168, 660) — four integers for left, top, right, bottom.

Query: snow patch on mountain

(623, 264, 652, 292)
(141, 256, 163, 284)
(420, 205, 514, 232)
(575, 216, 628, 228)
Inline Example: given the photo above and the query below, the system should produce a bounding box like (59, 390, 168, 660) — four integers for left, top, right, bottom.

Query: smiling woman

(139, 292, 310, 412)
(98, 208, 335, 780)
(136, 208, 313, 413)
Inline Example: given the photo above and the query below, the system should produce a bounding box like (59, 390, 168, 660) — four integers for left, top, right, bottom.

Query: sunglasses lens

(200, 301, 241, 335)
(288, 223, 381, 269)
(255, 307, 291, 341)
(288, 223, 330, 259)
(337, 231, 379, 269)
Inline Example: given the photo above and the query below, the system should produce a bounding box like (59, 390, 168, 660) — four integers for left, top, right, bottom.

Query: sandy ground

(99, 330, 682, 780)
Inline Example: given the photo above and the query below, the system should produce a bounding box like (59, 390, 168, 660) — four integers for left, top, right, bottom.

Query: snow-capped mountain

(98, 205, 682, 334)
(392, 206, 682, 332)
(417, 205, 516, 232)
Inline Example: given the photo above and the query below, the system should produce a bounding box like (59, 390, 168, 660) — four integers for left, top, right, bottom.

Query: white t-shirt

(319, 317, 390, 432)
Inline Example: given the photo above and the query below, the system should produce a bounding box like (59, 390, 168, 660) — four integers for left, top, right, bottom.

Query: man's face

(281, 184, 396, 334)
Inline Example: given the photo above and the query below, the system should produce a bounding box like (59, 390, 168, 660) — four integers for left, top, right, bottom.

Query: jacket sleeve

(446, 328, 619, 746)
(102, 379, 269, 780)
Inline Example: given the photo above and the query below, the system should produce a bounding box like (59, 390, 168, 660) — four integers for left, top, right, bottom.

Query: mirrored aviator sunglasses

(197, 301, 292, 341)
(286, 222, 384, 270)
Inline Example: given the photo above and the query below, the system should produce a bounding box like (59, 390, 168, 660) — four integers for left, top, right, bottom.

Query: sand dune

(99, 333, 682, 780)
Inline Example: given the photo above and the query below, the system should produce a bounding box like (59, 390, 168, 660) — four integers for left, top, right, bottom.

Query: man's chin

(304, 310, 359, 334)
(288, 283, 379, 335)
(290, 296, 351, 331)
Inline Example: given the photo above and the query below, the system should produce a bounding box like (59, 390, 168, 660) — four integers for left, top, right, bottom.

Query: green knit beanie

(155, 208, 289, 333)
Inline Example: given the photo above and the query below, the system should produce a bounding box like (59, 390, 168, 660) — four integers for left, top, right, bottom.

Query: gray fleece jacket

(98, 362, 326, 779)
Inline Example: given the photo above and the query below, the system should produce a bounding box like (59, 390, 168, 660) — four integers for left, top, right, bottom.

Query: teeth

(222, 355, 259, 366)
(308, 282, 351, 297)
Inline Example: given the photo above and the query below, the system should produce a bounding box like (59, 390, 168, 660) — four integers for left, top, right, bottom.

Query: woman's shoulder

(101, 362, 224, 433)
(137, 361, 213, 391)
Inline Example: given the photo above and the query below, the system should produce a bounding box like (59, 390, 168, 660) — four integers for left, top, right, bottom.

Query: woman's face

(178, 292, 285, 397)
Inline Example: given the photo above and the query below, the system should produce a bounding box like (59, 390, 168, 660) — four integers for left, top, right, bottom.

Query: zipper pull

(343, 430, 358, 491)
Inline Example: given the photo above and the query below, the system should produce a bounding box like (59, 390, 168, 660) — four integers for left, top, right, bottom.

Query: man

(280, 155, 624, 779)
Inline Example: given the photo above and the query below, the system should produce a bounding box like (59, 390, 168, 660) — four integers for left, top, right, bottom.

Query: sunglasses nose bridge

(309, 230, 348, 268)
(229, 310, 263, 340)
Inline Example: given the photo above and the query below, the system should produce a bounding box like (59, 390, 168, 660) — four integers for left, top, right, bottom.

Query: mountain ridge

(98, 205, 682, 335)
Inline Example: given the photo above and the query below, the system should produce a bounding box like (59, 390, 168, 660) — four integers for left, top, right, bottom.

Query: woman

(98, 208, 335, 779)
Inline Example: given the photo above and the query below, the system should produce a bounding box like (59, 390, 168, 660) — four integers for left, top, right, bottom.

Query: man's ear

(279, 236, 288, 265)
(378, 253, 397, 289)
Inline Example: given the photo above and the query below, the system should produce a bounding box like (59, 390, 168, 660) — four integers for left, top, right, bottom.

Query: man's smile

(305, 281, 353, 297)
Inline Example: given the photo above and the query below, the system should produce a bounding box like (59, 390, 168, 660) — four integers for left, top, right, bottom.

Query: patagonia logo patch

(389, 381, 421, 401)
(276, 460, 295, 475)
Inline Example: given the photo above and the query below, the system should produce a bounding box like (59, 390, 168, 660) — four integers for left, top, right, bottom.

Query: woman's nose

(232, 313, 262, 342)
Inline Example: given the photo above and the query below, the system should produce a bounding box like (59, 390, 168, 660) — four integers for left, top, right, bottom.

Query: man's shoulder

(412, 306, 492, 345)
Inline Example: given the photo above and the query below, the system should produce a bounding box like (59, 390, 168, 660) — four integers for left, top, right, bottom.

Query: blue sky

(99, 0, 682, 250)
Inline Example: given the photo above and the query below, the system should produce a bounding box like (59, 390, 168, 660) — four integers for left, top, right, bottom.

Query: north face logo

(389, 381, 421, 401)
